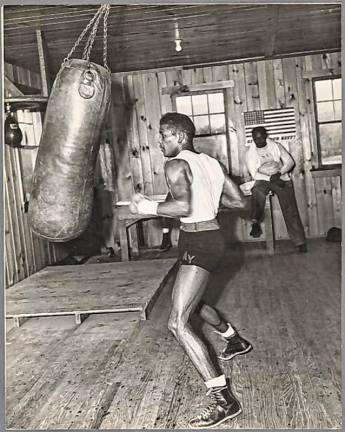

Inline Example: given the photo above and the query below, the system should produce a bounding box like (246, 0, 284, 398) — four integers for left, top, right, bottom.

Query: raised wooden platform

(6, 258, 176, 325)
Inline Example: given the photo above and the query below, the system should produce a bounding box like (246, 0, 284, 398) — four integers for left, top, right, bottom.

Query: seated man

(245, 126, 307, 252)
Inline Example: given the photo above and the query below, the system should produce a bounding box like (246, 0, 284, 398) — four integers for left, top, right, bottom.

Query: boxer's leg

(168, 264, 241, 429)
(168, 264, 216, 379)
(197, 301, 253, 361)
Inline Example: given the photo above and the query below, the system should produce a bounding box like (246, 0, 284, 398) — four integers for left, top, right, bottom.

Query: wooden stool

(264, 192, 275, 254)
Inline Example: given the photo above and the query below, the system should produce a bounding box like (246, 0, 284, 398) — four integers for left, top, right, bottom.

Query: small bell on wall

(5, 103, 23, 148)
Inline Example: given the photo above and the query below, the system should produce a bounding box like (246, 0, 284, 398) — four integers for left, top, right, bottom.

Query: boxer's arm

(157, 159, 192, 217)
(219, 163, 246, 209)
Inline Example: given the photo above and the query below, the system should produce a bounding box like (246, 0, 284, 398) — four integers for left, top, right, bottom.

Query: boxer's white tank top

(171, 150, 225, 223)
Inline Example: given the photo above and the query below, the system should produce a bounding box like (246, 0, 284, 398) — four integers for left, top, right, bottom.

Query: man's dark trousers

(251, 180, 306, 246)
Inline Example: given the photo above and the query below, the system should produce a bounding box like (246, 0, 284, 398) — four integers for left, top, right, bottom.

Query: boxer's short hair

(160, 112, 196, 140)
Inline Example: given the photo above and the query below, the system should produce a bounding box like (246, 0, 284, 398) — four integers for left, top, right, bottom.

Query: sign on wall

(244, 107, 296, 146)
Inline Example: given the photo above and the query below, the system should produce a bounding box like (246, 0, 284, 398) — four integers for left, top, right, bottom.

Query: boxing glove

(129, 193, 159, 215)
(129, 193, 144, 214)
(136, 197, 159, 215)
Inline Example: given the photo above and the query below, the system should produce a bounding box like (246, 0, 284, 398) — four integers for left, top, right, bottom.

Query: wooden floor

(6, 239, 341, 429)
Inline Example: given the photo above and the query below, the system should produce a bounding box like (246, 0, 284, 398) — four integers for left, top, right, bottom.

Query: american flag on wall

(244, 108, 296, 145)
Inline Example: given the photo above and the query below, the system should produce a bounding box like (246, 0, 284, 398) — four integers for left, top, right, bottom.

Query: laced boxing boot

(189, 384, 242, 428)
(218, 332, 253, 361)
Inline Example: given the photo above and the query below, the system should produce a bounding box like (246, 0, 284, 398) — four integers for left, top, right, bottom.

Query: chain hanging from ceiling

(63, 4, 110, 71)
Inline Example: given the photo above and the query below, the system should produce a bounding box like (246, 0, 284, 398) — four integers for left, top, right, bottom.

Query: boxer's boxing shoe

(218, 333, 253, 361)
(189, 385, 242, 428)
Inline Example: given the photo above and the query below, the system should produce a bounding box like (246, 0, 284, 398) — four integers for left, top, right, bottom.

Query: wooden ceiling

(4, 4, 341, 76)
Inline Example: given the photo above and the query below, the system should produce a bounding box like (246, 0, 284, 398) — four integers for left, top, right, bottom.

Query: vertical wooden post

(264, 194, 275, 254)
(36, 30, 52, 97)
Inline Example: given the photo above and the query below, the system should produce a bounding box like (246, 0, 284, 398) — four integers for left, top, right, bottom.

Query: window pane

(317, 101, 334, 122)
(319, 123, 342, 165)
(332, 78, 342, 99)
(334, 100, 342, 121)
(194, 115, 210, 134)
(210, 114, 226, 133)
(208, 92, 224, 113)
(176, 96, 192, 115)
(192, 94, 208, 115)
(193, 134, 228, 169)
(315, 80, 332, 101)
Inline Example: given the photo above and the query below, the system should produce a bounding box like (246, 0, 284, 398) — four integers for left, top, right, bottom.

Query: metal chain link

(63, 4, 110, 71)
(63, 5, 105, 64)
(82, 5, 106, 64)
(103, 5, 110, 71)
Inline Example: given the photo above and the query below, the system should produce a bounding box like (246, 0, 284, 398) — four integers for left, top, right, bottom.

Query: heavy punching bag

(29, 5, 112, 242)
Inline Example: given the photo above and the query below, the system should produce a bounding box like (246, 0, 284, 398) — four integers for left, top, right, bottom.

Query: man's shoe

(218, 333, 253, 361)
(160, 233, 172, 251)
(250, 222, 262, 238)
(189, 385, 242, 429)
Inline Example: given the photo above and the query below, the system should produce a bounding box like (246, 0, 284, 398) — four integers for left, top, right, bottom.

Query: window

(174, 91, 229, 168)
(313, 77, 342, 166)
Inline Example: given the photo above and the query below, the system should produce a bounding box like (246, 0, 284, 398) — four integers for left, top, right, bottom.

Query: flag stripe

(245, 121, 296, 128)
(244, 108, 296, 144)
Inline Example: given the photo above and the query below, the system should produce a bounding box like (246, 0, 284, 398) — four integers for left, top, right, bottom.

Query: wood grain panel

(331, 176, 342, 228)
(282, 57, 308, 229)
(4, 63, 68, 287)
(244, 61, 260, 111)
(4, 5, 340, 74)
(295, 57, 318, 237)
(110, 51, 341, 245)
(110, 76, 133, 200)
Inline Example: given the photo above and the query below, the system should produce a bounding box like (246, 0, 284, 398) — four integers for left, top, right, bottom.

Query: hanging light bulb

(174, 20, 183, 53)
(4, 103, 23, 148)
(175, 39, 182, 52)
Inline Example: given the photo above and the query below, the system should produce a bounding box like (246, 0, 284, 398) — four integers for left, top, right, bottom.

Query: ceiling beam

(36, 29, 52, 96)
(265, 5, 280, 58)
(4, 76, 24, 98)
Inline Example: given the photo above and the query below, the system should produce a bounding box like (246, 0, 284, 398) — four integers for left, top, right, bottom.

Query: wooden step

(6, 259, 176, 325)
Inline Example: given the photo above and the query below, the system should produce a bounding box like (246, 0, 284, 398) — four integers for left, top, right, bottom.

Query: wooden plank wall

(110, 51, 342, 246)
(4, 63, 67, 288)
(4, 62, 41, 93)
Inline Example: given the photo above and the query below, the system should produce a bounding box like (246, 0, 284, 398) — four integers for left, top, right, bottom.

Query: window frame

(172, 89, 232, 170)
(312, 75, 342, 169)
(172, 89, 229, 138)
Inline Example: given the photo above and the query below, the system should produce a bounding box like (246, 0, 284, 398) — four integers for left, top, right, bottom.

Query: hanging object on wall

(244, 108, 296, 148)
(4, 104, 23, 148)
(29, 4, 112, 242)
